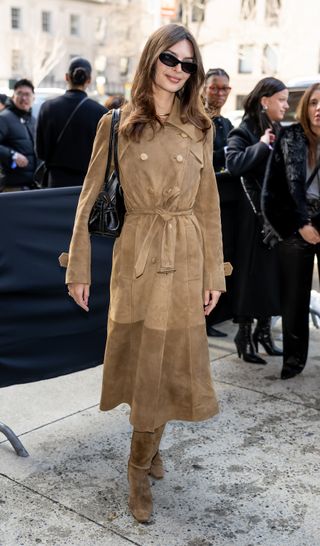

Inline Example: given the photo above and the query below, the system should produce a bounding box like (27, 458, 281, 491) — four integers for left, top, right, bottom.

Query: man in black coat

(0, 79, 37, 192)
(36, 57, 107, 188)
(203, 68, 241, 337)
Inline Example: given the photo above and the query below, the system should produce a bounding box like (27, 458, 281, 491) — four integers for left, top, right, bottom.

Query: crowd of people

(0, 23, 319, 523)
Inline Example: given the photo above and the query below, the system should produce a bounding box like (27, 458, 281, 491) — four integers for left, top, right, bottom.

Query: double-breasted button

(140, 153, 148, 160)
(176, 154, 183, 162)
(151, 257, 157, 264)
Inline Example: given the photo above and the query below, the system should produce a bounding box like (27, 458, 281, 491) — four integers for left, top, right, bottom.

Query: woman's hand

(299, 224, 320, 245)
(260, 128, 275, 147)
(67, 283, 90, 312)
(204, 290, 221, 316)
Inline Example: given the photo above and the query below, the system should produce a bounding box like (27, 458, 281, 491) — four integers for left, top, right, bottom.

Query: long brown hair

(120, 24, 210, 140)
(296, 82, 320, 167)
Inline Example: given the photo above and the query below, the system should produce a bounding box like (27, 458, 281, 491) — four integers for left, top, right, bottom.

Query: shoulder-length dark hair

(243, 77, 287, 137)
(296, 82, 320, 167)
(120, 23, 210, 140)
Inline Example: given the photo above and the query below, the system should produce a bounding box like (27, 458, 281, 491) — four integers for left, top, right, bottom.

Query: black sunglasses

(159, 52, 197, 75)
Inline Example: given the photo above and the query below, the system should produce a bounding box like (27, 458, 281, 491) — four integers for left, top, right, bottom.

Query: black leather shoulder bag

(88, 108, 125, 238)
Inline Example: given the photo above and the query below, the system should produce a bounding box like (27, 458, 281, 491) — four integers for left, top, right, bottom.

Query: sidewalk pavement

(0, 319, 319, 546)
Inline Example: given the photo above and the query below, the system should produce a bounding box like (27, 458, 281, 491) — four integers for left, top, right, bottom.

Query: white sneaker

(310, 289, 320, 316)
(310, 290, 320, 328)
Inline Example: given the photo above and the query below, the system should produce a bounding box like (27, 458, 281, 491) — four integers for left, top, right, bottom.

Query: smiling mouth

(166, 75, 182, 84)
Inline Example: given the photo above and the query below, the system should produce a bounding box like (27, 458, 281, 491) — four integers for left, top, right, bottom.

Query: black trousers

(279, 234, 320, 368)
(48, 168, 85, 188)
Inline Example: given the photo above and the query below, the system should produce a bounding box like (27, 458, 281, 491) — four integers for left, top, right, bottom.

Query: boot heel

(234, 323, 267, 364)
(234, 337, 242, 358)
(254, 318, 283, 356)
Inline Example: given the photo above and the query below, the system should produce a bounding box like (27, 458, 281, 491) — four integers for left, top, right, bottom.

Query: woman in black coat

(203, 68, 241, 337)
(226, 77, 288, 364)
(263, 83, 320, 379)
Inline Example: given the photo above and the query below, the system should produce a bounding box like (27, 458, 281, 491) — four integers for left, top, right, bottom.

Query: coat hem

(99, 400, 219, 432)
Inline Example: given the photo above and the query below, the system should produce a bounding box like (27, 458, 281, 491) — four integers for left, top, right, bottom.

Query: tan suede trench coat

(64, 97, 226, 432)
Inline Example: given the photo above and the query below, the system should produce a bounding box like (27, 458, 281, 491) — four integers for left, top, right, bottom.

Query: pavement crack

(0, 404, 99, 445)
(213, 378, 320, 411)
(0, 473, 142, 545)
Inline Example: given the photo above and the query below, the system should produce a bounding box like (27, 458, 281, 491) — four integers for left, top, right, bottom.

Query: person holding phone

(226, 77, 289, 365)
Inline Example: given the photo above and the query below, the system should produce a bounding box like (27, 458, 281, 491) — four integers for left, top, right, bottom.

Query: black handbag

(88, 108, 125, 237)
(240, 176, 281, 249)
(33, 161, 48, 188)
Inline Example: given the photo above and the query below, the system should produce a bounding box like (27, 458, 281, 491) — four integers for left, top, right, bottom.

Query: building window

(70, 54, 81, 63)
(265, 0, 281, 25)
(11, 7, 22, 29)
(70, 14, 80, 36)
(240, 0, 256, 20)
(236, 95, 246, 110)
(42, 11, 52, 33)
(119, 57, 129, 77)
(95, 16, 106, 42)
(11, 49, 22, 73)
(238, 45, 254, 73)
(192, 0, 205, 22)
(262, 44, 278, 74)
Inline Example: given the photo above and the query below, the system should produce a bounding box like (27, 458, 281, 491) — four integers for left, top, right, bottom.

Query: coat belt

(126, 208, 194, 278)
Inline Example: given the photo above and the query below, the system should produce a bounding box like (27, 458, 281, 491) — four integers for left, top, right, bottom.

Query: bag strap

(306, 156, 320, 190)
(46, 96, 89, 165)
(56, 96, 89, 145)
(103, 108, 121, 189)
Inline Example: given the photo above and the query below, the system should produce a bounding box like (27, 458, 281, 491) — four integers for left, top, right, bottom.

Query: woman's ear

(261, 96, 268, 110)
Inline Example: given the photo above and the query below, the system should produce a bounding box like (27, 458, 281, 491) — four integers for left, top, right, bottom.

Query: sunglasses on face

(159, 52, 197, 75)
(207, 85, 231, 94)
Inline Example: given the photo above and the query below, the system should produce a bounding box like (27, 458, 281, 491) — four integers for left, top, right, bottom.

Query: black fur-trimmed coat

(262, 123, 311, 239)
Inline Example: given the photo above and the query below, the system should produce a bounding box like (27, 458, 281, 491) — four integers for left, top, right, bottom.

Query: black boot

(253, 317, 283, 356)
(234, 322, 267, 364)
(281, 357, 306, 380)
(206, 324, 228, 337)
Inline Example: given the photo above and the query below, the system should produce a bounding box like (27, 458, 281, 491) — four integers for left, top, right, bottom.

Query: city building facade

(1, 0, 319, 106)
(0, 0, 159, 95)
(161, 0, 320, 111)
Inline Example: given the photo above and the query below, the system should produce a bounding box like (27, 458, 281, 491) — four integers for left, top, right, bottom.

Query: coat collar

(165, 96, 203, 141)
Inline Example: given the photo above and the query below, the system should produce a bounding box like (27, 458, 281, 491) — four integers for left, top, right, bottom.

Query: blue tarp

(0, 187, 113, 387)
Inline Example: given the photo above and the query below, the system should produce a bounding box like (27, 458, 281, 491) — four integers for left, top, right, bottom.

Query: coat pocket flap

(189, 143, 204, 165)
(58, 252, 69, 268)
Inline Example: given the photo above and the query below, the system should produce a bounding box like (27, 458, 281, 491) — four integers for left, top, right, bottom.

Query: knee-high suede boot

(149, 424, 166, 480)
(128, 430, 155, 523)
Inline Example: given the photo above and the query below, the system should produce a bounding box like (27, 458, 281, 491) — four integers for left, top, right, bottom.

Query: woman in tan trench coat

(65, 24, 225, 523)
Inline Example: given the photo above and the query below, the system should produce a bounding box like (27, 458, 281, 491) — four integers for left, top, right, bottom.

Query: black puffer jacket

(0, 102, 37, 188)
